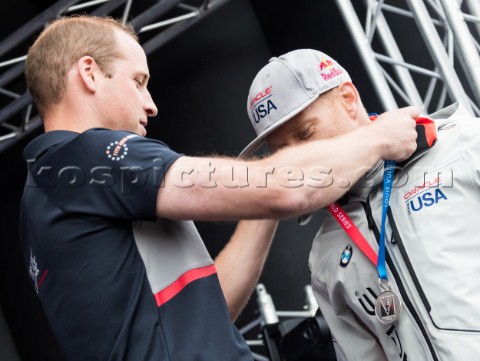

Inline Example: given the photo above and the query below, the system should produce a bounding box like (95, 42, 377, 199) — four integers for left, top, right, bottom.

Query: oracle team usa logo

(403, 176, 448, 214)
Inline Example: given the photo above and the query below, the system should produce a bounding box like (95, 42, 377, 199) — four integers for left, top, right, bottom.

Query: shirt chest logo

(340, 244, 353, 268)
(407, 188, 448, 213)
(105, 134, 138, 161)
(403, 176, 448, 214)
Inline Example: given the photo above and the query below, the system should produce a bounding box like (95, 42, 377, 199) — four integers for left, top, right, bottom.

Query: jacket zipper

(386, 208, 432, 315)
(362, 199, 439, 361)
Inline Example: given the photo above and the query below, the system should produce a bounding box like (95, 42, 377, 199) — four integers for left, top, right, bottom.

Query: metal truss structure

(241, 284, 322, 361)
(0, 0, 232, 154)
(335, 0, 480, 116)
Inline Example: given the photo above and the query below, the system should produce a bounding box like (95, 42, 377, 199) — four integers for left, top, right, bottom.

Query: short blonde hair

(25, 15, 138, 118)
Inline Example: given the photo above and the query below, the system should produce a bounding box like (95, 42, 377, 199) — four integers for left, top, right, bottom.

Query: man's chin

(136, 126, 147, 137)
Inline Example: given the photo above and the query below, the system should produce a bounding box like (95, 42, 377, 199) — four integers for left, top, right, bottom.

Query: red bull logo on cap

(319, 57, 335, 70)
(319, 57, 344, 81)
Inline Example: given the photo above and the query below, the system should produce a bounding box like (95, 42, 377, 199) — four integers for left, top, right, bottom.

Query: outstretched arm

(156, 106, 419, 221)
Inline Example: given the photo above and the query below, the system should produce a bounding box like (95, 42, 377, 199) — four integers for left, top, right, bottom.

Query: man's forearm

(215, 219, 278, 320)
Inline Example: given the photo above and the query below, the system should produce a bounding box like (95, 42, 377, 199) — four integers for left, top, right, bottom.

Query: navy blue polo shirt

(20, 129, 252, 361)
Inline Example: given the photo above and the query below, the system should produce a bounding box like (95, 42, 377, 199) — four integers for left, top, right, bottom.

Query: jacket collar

(348, 102, 469, 200)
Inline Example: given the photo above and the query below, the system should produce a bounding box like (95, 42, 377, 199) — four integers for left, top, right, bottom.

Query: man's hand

(371, 106, 420, 161)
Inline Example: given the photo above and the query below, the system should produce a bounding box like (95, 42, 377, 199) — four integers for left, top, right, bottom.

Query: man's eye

(297, 129, 312, 140)
(135, 78, 144, 86)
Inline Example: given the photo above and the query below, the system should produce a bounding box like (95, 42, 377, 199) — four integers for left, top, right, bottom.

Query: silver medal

(375, 289, 402, 324)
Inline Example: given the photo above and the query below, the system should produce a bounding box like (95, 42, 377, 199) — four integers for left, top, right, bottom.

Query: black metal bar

(90, 0, 128, 16)
(0, 0, 82, 58)
(0, 115, 42, 154)
(0, 63, 25, 88)
(130, 0, 184, 29)
(142, 0, 232, 55)
(0, 93, 33, 125)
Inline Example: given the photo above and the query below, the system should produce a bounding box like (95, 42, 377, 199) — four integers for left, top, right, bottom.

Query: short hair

(24, 15, 139, 118)
(317, 87, 337, 102)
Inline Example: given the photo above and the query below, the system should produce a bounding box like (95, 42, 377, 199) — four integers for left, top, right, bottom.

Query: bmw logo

(340, 245, 353, 268)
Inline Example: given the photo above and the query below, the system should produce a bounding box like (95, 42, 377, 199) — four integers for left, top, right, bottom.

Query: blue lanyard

(378, 159, 395, 281)
(367, 113, 396, 283)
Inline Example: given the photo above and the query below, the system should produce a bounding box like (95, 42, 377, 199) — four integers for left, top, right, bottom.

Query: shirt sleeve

(35, 129, 182, 221)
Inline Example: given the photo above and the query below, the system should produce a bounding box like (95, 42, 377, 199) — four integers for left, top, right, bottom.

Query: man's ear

(337, 81, 359, 117)
(77, 56, 97, 93)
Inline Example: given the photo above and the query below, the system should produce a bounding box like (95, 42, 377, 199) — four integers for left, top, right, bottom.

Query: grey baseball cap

(240, 49, 351, 157)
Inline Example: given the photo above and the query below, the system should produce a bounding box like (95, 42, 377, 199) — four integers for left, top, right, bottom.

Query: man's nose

(144, 91, 158, 117)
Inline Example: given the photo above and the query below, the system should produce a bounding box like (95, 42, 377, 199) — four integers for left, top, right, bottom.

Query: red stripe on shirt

(37, 269, 48, 288)
(154, 264, 217, 307)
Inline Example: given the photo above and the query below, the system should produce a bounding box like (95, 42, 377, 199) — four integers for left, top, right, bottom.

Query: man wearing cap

(243, 48, 480, 360)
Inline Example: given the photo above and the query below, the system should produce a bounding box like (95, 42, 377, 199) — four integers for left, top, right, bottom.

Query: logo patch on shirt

(438, 122, 457, 132)
(403, 175, 449, 214)
(406, 188, 448, 213)
(106, 134, 138, 161)
(340, 244, 353, 268)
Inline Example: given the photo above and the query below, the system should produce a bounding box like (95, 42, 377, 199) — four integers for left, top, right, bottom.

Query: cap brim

(239, 95, 319, 158)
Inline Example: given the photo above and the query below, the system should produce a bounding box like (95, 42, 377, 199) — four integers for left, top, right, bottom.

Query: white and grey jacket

(309, 103, 480, 361)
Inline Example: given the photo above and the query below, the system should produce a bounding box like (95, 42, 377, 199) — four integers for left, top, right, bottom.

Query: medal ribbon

(328, 204, 377, 265)
(327, 114, 391, 268)
(328, 161, 395, 284)
(378, 160, 395, 281)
